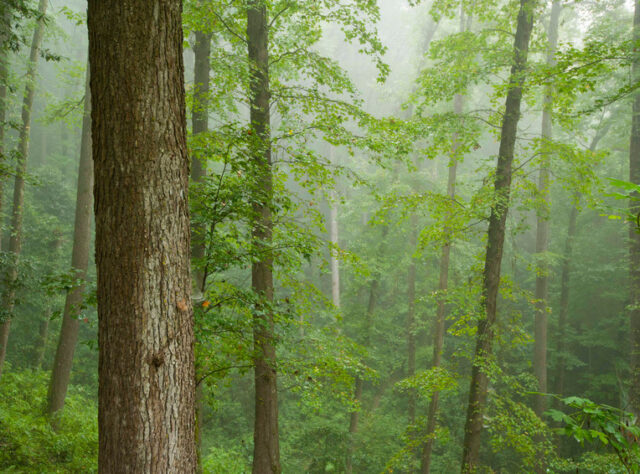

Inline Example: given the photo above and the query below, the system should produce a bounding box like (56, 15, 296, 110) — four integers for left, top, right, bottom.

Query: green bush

(0, 368, 98, 473)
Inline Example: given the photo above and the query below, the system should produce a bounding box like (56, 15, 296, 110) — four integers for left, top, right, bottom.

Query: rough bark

(533, 0, 561, 420)
(87, 0, 197, 471)
(630, 0, 640, 420)
(0, 0, 48, 380)
(422, 93, 462, 474)
(247, 3, 281, 473)
(47, 67, 93, 417)
(461, 1, 537, 471)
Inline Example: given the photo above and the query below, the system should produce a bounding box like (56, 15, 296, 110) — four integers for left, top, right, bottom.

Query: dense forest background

(1, 0, 640, 472)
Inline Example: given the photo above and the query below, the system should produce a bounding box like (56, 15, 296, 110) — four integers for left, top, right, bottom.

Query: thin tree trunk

(461, 1, 537, 471)
(630, 0, 640, 420)
(533, 0, 562, 421)
(422, 93, 462, 474)
(192, 28, 211, 297)
(0, 5, 11, 245)
(247, 3, 280, 473)
(554, 124, 608, 399)
(35, 309, 50, 368)
(191, 27, 211, 473)
(0, 0, 48, 380)
(47, 67, 93, 417)
(346, 278, 378, 474)
(407, 215, 417, 426)
(88, 0, 197, 470)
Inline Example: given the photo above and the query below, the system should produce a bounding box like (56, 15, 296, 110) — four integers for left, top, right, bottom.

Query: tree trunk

(0, 0, 48, 380)
(0, 5, 11, 246)
(422, 93, 462, 474)
(47, 67, 93, 417)
(533, 0, 561, 421)
(346, 278, 378, 474)
(330, 195, 340, 308)
(87, 0, 197, 471)
(192, 28, 211, 297)
(554, 124, 608, 400)
(630, 0, 640, 421)
(35, 309, 50, 369)
(407, 216, 417, 427)
(247, 3, 281, 473)
(461, 1, 537, 471)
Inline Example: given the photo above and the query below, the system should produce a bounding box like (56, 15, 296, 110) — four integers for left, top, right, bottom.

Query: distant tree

(87, 0, 197, 470)
(0, 0, 48, 380)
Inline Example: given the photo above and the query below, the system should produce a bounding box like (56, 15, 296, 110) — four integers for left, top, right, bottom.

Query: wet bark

(47, 67, 93, 417)
(247, 3, 281, 473)
(0, 0, 48, 380)
(461, 1, 537, 471)
(533, 0, 561, 421)
(88, 0, 197, 471)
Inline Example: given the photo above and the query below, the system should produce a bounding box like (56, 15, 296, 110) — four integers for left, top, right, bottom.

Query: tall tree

(87, 0, 197, 470)
(47, 67, 92, 417)
(0, 0, 48, 380)
(460, 0, 537, 470)
(0, 5, 11, 243)
(533, 0, 562, 419)
(246, 2, 280, 472)
(629, 0, 640, 420)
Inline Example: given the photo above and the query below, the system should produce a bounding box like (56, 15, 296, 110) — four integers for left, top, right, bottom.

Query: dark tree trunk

(630, 0, 640, 420)
(87, 0, 197, 471)
(0, 0, 48, 380)
(47, 68, 93, 417)
(461, 1, 537, 471)
(247, 3, 280, 473)
(533, 0, 561, 421)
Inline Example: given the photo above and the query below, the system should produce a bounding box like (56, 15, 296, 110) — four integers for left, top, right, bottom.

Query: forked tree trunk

(247, 3, 281, 473)
(629, 0, 640, 420)
(0, 0, 48, 380)
(461, 1, 537, 471)
(88, 0, 197, 471)
(533, 0, 562, 420)
(47, 67, 93, 417)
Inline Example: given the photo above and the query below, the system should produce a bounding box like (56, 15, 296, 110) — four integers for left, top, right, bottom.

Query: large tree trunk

(533, 0, 562, 420)
(47, 67, 93, 417)
(247, 3, 280, 473)
(461, 1, 537, 471)
(87, 0, 197, 471)
(421, 93, 463, 474)
(0, 0, 48, 380)
(630, 0, 640, 421)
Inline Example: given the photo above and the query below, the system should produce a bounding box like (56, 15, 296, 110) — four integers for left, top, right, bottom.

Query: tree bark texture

(87, 1, 197, 471)
(47, 67, 93, 417)
(0, 0, 48, 380)
(533, 0, 561, 420)
(247, 3, 281, 473)
(630, 0, 640, 420)
(461, 1, 537, 471)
